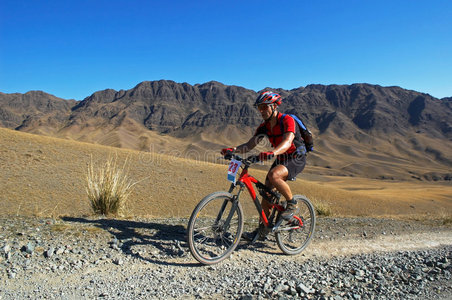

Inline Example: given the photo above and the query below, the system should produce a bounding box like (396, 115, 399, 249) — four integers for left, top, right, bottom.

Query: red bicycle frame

(232, 164, 303, 228)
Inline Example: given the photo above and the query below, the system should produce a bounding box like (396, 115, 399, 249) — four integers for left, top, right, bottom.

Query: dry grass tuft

(310, 197, 333, 216)
(86, 155, 137, 216)
(443, 218, 452, 226)
(441, 215, 452, 226)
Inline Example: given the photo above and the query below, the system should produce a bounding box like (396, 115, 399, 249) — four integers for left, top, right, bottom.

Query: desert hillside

(1, 81, 451, 181)
(1, 127, 451, 219)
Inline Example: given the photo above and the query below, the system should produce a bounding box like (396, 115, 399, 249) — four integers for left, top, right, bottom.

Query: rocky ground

(0, 216, 451, 299)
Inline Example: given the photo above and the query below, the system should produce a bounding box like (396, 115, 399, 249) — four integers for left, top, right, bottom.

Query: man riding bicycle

(221, 91, 309, 230)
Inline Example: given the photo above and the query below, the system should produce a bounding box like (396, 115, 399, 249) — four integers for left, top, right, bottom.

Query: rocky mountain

(3, 81, 450, 138)
(1, 80, 451, 180)
(0, 91, 76, 134)
(66, 81, 259, 134)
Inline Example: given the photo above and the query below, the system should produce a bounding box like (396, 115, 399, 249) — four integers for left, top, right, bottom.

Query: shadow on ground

(61, 217, 201, 267)
(61, 217, 280, 266)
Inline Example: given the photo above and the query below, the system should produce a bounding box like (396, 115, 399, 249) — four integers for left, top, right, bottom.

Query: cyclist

(221, 91, 308, 228)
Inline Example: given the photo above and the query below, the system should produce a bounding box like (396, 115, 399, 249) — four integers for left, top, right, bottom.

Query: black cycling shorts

(269, 154, 306, 181)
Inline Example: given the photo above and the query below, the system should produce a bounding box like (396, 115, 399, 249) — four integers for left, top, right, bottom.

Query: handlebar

(223, 153, 260, 166)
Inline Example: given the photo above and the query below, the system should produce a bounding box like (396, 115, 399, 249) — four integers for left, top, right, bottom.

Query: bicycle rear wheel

(275, 195, 315, 255)
(187, 191, 244, 264)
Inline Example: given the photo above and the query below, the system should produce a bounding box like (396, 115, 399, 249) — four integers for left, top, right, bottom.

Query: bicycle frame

(227, 160, 303, 229)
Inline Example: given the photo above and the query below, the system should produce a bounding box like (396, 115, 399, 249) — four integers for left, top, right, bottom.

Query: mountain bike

(187, 153, 316, 265)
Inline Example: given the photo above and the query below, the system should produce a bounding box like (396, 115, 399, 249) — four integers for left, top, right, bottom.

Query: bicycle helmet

(254, 91, 282, 106)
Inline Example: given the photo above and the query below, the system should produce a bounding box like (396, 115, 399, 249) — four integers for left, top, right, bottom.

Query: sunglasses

(256, 104, 273, 110)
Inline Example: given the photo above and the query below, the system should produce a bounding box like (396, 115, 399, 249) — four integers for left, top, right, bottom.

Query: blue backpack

(280, 114, 314, 155)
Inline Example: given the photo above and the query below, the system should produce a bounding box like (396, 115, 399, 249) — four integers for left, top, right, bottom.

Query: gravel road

(1, 216, 451, 299)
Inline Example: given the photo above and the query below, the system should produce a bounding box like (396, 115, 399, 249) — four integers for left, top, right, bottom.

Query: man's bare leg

(267, 165, 298, 220)
(266, 165, 292, 200)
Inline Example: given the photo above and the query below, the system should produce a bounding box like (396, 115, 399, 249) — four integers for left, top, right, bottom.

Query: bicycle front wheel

(276, 195, 316, 255)
(187, 191, 244, 264)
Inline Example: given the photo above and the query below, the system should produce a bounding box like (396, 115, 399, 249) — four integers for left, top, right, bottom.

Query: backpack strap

(280, 114, 286, 135)
(286, 113, 309, 156)
(290, 114, 307, 130)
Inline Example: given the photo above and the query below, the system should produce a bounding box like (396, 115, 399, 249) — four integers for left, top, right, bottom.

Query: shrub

(311, 197, 333, 217)
(442, 216, 452, 226)
(86, 155, 136, 216)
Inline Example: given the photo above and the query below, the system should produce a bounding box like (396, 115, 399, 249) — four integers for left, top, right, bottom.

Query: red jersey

(254, 112, 297, 158)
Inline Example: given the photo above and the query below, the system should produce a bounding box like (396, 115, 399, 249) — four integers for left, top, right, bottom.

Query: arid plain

(1, 127, 451, 220)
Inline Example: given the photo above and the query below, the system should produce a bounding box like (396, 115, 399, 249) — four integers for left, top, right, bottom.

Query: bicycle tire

(275, 195, 316, 255)
(187, 191, 244, 264)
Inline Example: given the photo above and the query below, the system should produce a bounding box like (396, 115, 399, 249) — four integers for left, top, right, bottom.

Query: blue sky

(1, 0, 451, 100)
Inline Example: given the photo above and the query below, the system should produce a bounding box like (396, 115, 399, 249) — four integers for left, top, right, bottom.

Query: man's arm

(271, 132, 295, 156)
(234, 135, 262, 154)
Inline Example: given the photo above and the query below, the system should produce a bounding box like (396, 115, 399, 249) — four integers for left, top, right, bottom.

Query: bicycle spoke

(193, 225, 211, 232)
(220, 236, 232, 248)
(276, 196, 316, 255)
(195, 235, 210, 245)
(188, 192, 244, 264)
(193, 231, 207, 238)
(193, 229, 208, 237)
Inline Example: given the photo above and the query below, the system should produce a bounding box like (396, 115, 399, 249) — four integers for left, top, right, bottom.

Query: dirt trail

(221, 217, 452, 265)
(294, 231, 451, 260)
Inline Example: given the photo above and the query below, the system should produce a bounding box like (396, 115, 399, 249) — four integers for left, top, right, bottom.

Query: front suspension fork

(216, 184, 243, 231)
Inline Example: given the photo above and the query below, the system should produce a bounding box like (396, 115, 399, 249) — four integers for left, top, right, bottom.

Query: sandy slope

(0, 127, 451, 219)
